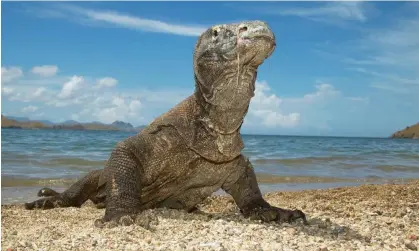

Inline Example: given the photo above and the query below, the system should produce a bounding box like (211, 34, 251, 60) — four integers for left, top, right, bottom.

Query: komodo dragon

(25, 20, 307, 226)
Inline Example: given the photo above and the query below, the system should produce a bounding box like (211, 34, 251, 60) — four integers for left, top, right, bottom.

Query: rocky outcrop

(391, 123, 419, 139)
(111, 121, 135, 131)
(1, 115, 50, 129)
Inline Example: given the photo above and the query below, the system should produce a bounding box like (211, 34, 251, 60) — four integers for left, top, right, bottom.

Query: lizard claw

(24, 197, 60, 210)
(248, 206, 308, 225)
(95, 211, 138, 228)
(277, 208, 308, 225)
(94, 215, 136, 228)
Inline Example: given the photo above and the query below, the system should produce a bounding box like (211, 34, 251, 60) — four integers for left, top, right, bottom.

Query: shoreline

(1, 177, 415, 205)
(2, 180, 418, 250)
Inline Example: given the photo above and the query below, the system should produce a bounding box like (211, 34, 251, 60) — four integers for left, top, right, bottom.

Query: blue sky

(1, 1, 418, 137)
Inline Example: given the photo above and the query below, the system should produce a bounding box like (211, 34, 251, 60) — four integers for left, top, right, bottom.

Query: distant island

(1, 115, 146, 132)
(390, 122, 419, 139)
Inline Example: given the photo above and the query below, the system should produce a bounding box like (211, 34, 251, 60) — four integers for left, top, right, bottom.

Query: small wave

(255, 173, 414, 185)
(2, 156, 106, 169)
(255, 173, 351, 184)
(340, 163, 419, 173)
(375, 165, 419, 173)
(253, 156, 361, 165)
(46, 157, 106, 167)
(1, 176, 79, 187)
(394, 153, 419, 160)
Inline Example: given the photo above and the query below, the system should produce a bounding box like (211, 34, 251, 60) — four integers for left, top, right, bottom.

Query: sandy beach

(2, 181, 418, 251)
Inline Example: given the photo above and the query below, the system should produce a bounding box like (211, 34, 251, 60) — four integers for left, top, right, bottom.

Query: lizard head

(193, 21, 275, 105)
(193, 21, 276, 133)
(193, 20, 276, 74)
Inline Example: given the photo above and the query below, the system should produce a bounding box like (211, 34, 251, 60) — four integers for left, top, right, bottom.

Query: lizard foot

(94, 215, 136, 228)
(247, 206, 308, 225)
(24, 196, 64, 210)
(95, 210, 140, 228)
(95, 211, 156, 229)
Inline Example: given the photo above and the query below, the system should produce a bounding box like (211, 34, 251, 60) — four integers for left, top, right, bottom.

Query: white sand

(2, 181, 418, 251)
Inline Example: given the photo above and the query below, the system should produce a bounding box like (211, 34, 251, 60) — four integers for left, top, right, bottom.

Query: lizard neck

(194, 67, 257, 135)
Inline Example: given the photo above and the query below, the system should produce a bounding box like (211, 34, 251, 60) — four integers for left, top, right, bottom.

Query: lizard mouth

(236, 33, 276, 65)
(236, 25, 276, 61)
(239, 34, 275, 44)
(238, 35, 275, 47)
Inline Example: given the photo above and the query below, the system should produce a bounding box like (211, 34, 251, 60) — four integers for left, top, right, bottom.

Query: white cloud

(345, 96, 369, 104)
(245, 80, 368, 132)
(136, 89, 192, 105)
(83, 9, 206, 36)
(2, 63, 366, 131)
(31, 4, 207, 37)
(71, 114, 79, 121)
(89, 96, 143, 124)
(2, 87, 14, 96)
(2, 66, 360, 130)
(251, 109, 301, 128)
(4, 84, 61, 105)
(275, 1, 368, 23)
(247, 81, 301, 128)
(129, 99, 142, 112)
(21, 105, 38, 113)
(8, 92, 30, 103)
(1, 64, 152, 125)
(318, 4, 419, 95)
(351, 68, 418, 86)
(364, 19, 419, 49)
(302, 83, 340, 102)
(1, 66, 23, 83)
(33, 87, 46, 97)
(58, 76, 85, 99)
(31, 65, 58, 77)
(96, 77, 118, 88)
(286, 83, 341, 104)
(370, 83, 412, 94)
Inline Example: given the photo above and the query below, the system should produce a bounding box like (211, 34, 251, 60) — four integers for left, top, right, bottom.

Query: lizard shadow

(133, 207, 368, 244)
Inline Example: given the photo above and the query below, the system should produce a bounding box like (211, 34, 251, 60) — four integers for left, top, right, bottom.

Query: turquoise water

(2, 128, 419, 204)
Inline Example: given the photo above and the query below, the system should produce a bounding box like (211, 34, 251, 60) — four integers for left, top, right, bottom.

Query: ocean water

(1, 128, 419, 204)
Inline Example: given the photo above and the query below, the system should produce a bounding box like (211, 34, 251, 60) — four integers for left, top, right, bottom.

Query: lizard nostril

(239, 26, 248, 34)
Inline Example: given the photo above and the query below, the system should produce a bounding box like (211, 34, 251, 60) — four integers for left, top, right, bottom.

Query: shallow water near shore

(1, 128, 419, 204)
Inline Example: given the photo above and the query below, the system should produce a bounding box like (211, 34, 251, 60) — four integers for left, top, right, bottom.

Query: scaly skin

(25, 21, 307, 226)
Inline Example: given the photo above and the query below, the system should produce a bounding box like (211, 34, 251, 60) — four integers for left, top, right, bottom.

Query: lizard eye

(212, 26, 220, 38)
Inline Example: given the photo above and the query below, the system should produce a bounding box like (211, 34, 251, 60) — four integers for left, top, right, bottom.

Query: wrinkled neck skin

(194, 63, 257, 136)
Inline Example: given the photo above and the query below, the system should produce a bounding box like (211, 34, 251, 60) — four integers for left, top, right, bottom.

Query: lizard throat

(195, 72, 256, 135)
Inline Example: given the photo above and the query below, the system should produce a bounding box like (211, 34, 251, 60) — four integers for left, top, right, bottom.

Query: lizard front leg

(222, 156, 307, 224)
(96, 142, 143, 227)
(25, 169, 103, 210)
